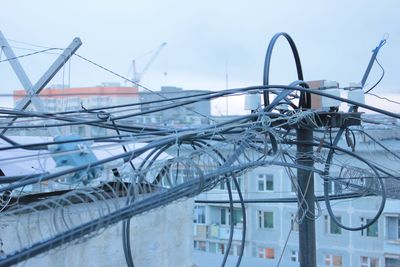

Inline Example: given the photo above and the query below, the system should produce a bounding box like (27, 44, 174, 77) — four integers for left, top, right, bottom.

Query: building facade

(138, 86, 211, 127)
(193, 124, 400, 267)
(11, 84, 212, 136)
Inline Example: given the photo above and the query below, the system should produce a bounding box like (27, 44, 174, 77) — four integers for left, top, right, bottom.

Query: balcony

(384, 239, 400, 255)
(194, 224, 208, 239)
(207, 224, 244, 241)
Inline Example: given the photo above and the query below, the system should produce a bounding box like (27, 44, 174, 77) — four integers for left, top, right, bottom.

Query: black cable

(2, 132, 394, 265)
(283, 138, 399, 184)
(111, 119, 136, 172)
(111, 119, 136, 267)
(0, 134, 19, 147)
(44, 90, 216, 116)
(352, 129, 400, 160)
(2, 85, 400, 132)
(220, 178, 234, 267)
(188, 140, 247, 267)
(73, 53, 216, 124)
(0, 134, 144, 152)
(195, 192, 374, 204)
(323, 126, 386, 231)
(1, 33, 397, 267)
(0, 167, 218, 266)
(0, 133, 184, 193)
(265, 80, 308, 112)
(263, 32, 308, 109)
(364, 58, 385, 94)
(232, 175, 246, 267)
(122, 198, 135, 267)
(365, 92, 400, 106)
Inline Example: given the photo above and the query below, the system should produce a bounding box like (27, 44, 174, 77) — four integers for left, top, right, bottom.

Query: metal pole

(0, 31, 81, 135)
(360, 37, 387, 88)
(296, 127, 316, 267)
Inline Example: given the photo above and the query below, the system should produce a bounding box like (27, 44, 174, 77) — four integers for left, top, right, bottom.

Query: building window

(360, 256, 379, 267)
(258, 211, 274, 229)
(234, 176, 244, 191)
(257, 247, 275, 259)
(233, 209, 244, 226)
(325, 215, 342, 235)
(257, 174, 274, 191)
(218, 243, 225, 254)
(385, 257, 400, 267)
(228, 246, 234, 255)
(236, 245, 242, 256)
(325, 254, 342, 266)
(291, 213, 299, 232)
(219, 176, 244, 191)
(209, 242, 217, 253)
(220, 208, 243, 226)
(361, 217, 378, 237)
(193, 241, 206, 252)
(194, 206, 205, 224)
(220, 208, 227, 225)
(290, 250, 299, 262)
(386, 215, 400, 241)
(197, 241, 206, 251)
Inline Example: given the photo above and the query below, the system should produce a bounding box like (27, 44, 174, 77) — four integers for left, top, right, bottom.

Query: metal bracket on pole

(0, 31, 82, 136)
(360, 35, 387, 88)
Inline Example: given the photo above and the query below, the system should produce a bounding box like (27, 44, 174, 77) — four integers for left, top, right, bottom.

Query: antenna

(225, 61, 229, 115)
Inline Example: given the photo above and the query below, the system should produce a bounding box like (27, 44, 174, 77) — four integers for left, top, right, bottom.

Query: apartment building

(11, 85, 211, 136)
(137, 86, 211, 127)
(193, 126, 400, 267)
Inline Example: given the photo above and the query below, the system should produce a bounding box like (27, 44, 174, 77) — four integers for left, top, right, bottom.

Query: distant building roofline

(13, 86, 138, 100)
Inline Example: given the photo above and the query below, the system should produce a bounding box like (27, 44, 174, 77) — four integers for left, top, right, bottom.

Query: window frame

(290, 250, 299, 262)
(324, 215, 342, 235)
(194, 206, 206, 224)
(360, 256, 379, 267)
(257, 174, 274, 192)
(258, 210, 274, 229)
(291, 213, 299, 232)
(386, 215, 400, 241)
(219, 176, 244, 191)
(324, 254, 343, 267)
(220, 207, 243, 226)
(361, 217, 379, 237)
(256, 247, 275, 259)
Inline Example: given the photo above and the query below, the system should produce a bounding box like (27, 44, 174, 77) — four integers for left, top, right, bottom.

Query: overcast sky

(1, 0, 399, 113)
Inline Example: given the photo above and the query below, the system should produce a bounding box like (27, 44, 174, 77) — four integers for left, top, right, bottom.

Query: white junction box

(321, 80, 341, 109)
(244, 93, 261, 110)
(347, 82, 365, 106)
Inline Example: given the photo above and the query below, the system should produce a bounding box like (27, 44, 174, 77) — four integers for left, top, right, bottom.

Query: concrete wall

(0, 198, 195, 267)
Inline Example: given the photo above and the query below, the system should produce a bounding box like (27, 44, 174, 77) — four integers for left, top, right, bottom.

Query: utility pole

(296, 127, 316, 267)
(294, 111, 362, 267)
(293, 39, 388, 266)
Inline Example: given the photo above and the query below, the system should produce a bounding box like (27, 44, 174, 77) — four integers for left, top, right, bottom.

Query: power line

(364, 58, 385, 94)
(0, 48, 62, 63)
(1, 32, 399, 267)
(366, 92, 400, 106)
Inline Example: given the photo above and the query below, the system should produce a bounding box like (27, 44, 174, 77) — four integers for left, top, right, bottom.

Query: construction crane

(131, 42, 167, 84)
